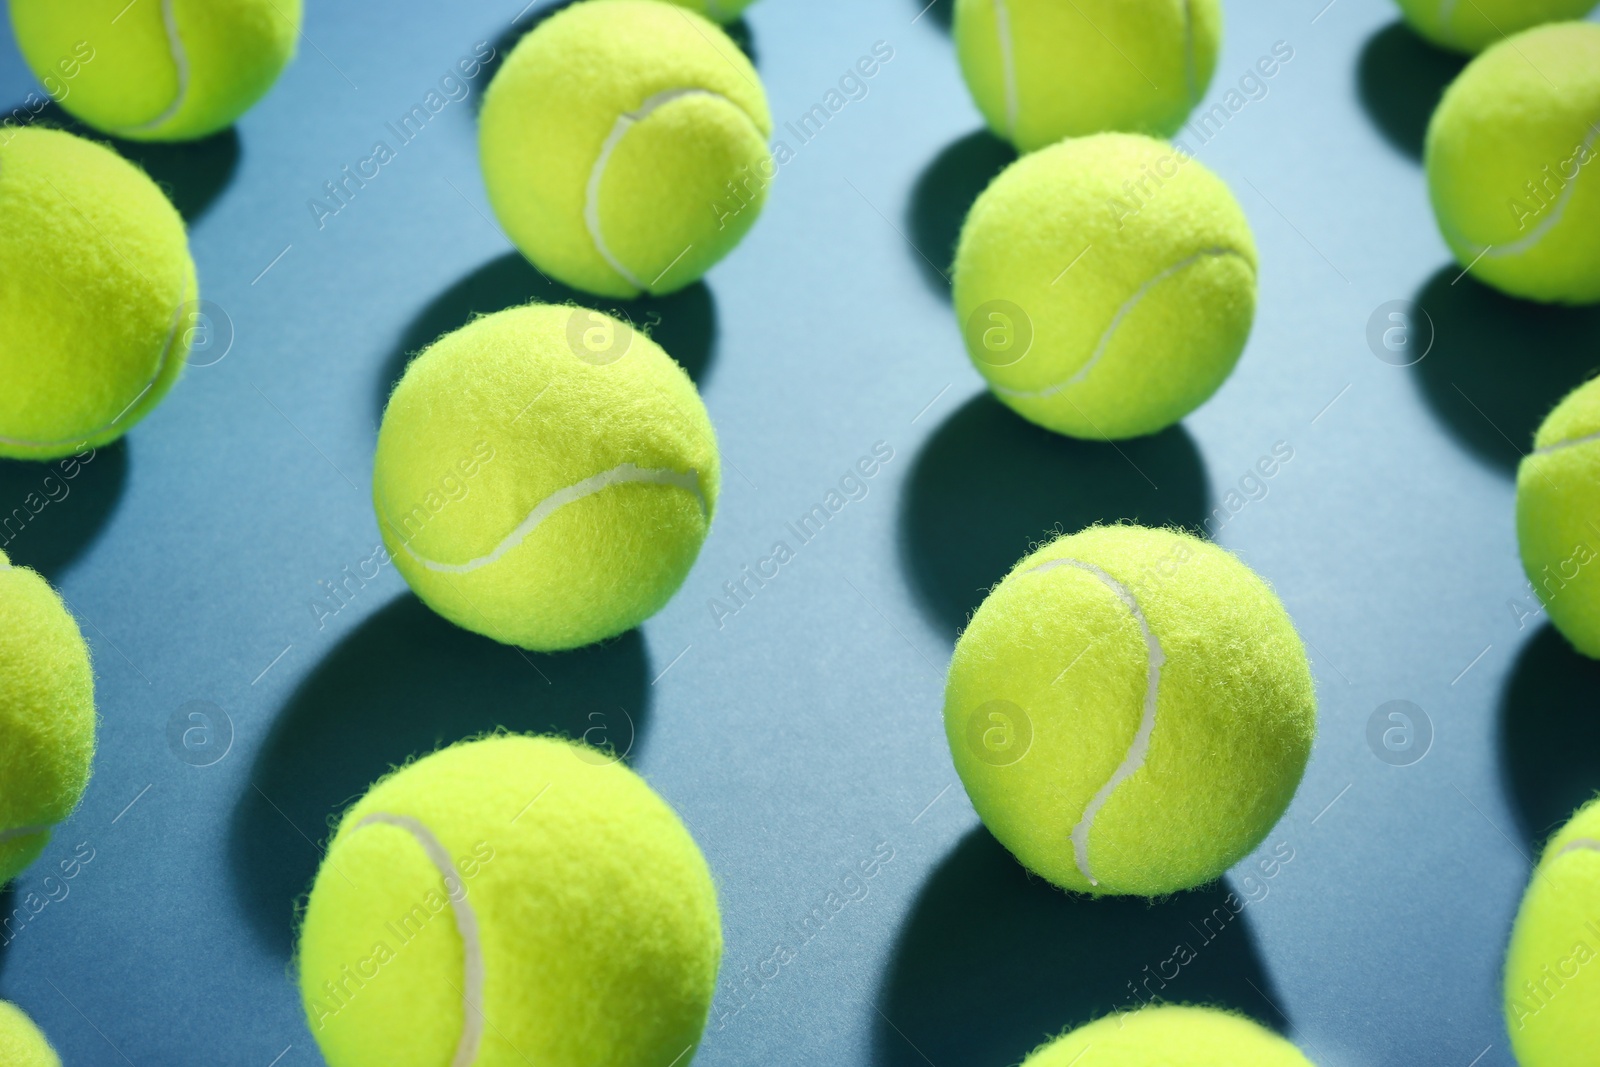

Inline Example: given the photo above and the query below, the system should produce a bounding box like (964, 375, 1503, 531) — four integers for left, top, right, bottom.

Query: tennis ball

(0, 127, 196, 461)
(953, 132, 1257, 440)
(1395, 0, 1598, 53)
(0, 548, 96, 886)
(9, 0, 301, 142)
(945, 525, 1315, 897)
(1503, 797, 1600, 1066)
(1022, 1005, 1314, 1067)
(480, 0, 773, 298)
(1517, 375, 1600, 658)
(663, 0, 758, 23)
(298, 734, 721, 1067)
(1424, 22, 1600, 305)
(0, 1001, 60, 1067)
(374, 303, 718, 652)
(953, 0, 1221, 153)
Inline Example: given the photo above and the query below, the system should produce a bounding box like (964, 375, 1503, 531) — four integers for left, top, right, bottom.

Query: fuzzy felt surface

(1517, 375, 1600, 657)
(1424, 22, 1600, 305)
(1503, 797, 1600, 1067)
(943, 525, 1315, 897)
(953, 132, 1257, 440)
(479, 0, 772, 298)
(10, 0, 302, 141)
(298, 735, 722, 1067)
(1396, 0, 1598, 53)
(0, 1001, 60, 1067)
(373, 302, 719, 651)
(953, 0, 1221, 152)
(0, 127, 195, 460)
(0, 548, 96, 885)
(1021, 1005, 1315, 1066)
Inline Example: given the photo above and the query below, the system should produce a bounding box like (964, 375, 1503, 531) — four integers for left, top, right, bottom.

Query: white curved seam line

(1556, 837, 1600, 858)
(585, 88, 734, 292)
(0, 297, 186, 449)
(1029, 557, 1165, 888)
(992, 247, 1249, 400)
(355, 813, 484, 1067)
(1464, 119, 1600, 260)
(398, 463, 706, 574)
(126, 0, 189, 133)
(1533, 428, 1600, 457)
(992, 0, 1019, 138)
(0, 823, 52, 845)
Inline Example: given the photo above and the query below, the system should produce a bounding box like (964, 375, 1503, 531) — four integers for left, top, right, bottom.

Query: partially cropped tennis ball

(1395, 0, 1598, 53)
(0, 548, 96, 886)
(374, 303, 718, 652)
(480, 0, 773, 298)
(1504, 797, 1600, 1067)
(954, 0, 1221, 152)
(298, 734, 721, 1067)
(1022, 1005, 1315, 1067)
(954, 132, 1257, 440)
(0, 1001, 60, 1067)
(1517, 375, 1600, 658)
(663, 0, 758, 23)
(0, 127, 195, 461)
(10, 0, 301, 141)
(945, 525, 1315, 897)
(1425, 22, 1600, 305)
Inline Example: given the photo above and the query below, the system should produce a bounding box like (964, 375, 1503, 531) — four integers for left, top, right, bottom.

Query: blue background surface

(3, 0, 1600, 1063)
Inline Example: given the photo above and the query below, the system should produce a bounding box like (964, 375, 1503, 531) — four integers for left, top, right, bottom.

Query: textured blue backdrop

(3, 0, 1600, 1064)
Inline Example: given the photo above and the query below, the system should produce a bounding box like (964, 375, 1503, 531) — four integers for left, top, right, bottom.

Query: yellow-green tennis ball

(374, 303, 718, 652)
(1395, 0, 1598, 53)
(298, 734, 721, 1067)
(0, 1001, 60, 1067)
(1503, 797, 1600, 1066)
(0, 548, 96, 886)
(662, 0, 758, 23)
(480, 0, 773, 298)
(0, 127, 195, 461)
(953, 0, 1221, 153)
(1022, 1005, 1315, 1067)
(953, 132, 1257, 440)
(1517, 375, 1600, 658)
(10, 0, 301, 142)
(1424, 22, 1600, 305)
(945, 525, 1315, 897)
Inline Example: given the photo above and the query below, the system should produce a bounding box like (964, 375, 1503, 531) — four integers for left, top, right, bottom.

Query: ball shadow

(910, 0, 953, 31)
(1498, 624, 1600, 846)
(0, 442, 127, 581)
(375, 252, 717, 418)
(8, 103, 239, 223)
(1409, 267, 1600, 474)
(875, 828, 1285, 1067)
(899, 393, 1210, 638)
(1355, 22, 1466, 162)
(227, 594, 652, 957)
(907, 129, 1015, 300)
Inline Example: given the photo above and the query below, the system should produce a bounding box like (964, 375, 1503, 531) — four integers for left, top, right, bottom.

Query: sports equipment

(944, 524, 1315, 897)
(298, 734, 721, 1067)
(10, 0, 302, 141)
(953, 0, 1221, 152)
(480, 0, 773, 298)
(1424, 22, 1600, 305)
(953, 132, 1257, 440)
(0, 1001, 60, 1067)
(1020, 1005, 1315, 1067)
(1517, 375, 1600, 657)
(663, 0, 758, 23)
(1503, 797, 1600, 1066)
(373, 303, 718, 652)
(0, 548, 96, 886)
(1395, 0, 1598, 54)
(0, 127, 196, 461)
